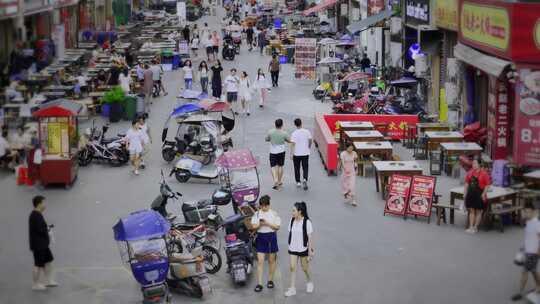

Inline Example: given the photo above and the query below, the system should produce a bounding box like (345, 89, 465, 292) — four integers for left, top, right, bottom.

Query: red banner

(486, 77, 510, 160)
(406, 175, 436, 217)
(384, 175, 412, 217)
(514, 68, 540, 166)
(324, 114, 419, 140)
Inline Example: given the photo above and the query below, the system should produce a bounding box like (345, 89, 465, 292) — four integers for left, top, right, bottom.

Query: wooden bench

(489, 206, 523, 233)
(432, 203, 461, 225)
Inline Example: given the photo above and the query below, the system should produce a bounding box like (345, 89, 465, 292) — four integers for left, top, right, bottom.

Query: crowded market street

(1, 1, 539, 304)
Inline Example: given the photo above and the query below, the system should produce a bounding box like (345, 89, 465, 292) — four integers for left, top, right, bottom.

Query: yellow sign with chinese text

(460, 2, 510, 51)
(535, 19, 540, 50)
(435, 0, 458, 31)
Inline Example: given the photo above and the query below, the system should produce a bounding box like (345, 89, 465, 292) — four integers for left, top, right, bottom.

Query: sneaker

(465, 228, 474, 234)
(296, 182, 301, 188)
(247, 112, 250, 116)
(32, 284, 47, 291)
(46, 281, 59, 287)
(303, 180, 308, 190)
(140, 163, 146, 169)
(306, 282, 314, 293)
(134, 170, 140, 176)
(284, 287, 297, 297)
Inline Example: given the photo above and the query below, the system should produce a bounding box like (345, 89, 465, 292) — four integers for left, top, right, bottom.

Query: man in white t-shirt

(290, 118, 312, 190)
(511, 203, 540, 301)
(150, 61, 167, 96)
(125, 120, 145, 175)
(225, 68, 240, 113)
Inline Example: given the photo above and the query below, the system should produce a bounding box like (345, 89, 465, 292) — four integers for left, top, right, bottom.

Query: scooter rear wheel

(162, 147, 176, 162)
(78, 148, 93, 166)
(175, 169, 191, 183)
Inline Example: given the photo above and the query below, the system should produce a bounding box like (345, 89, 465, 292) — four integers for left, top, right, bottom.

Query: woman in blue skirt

(251, 195, 281, 292)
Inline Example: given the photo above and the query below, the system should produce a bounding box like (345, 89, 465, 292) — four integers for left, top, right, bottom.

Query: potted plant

(102, 86, 126, 123)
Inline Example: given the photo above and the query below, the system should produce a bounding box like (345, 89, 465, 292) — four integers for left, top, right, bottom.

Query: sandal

(254, 285, 263, 292)
(267, 281, 274, 289)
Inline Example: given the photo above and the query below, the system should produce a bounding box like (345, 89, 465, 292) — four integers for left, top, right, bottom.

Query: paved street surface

(0, 8, 523, 304)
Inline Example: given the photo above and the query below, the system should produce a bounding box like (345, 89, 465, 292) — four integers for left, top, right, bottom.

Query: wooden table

(354, 141, 393, 176)
(339, 121, 374, 148)
(416, 122, 450, 134)
(523, 171, 540, 188)
(373, 161, 423, 199)
(425, 131, 463, 152)
(449, 186, 517, 225)
(344, 130, 384, 143)
(440, 142, 483, 175)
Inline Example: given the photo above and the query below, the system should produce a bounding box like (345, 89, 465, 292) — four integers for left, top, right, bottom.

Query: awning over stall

(346, 10, 393, 34)
(302, 0, 338, 16)
(454, 43, 512, 78)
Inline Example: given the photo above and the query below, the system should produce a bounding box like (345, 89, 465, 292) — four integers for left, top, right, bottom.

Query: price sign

(406, 175, 436, 218)
(384, 175, 412, 217)
(514, 69, 540, 166)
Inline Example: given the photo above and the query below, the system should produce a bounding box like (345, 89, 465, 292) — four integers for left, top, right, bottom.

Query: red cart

(32, 100, 82, 188)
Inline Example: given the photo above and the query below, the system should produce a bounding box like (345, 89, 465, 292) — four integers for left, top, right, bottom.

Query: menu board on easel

(384, 175, 412, 217)
(294, 38, 317, 80)
(406, 175, 436, 218)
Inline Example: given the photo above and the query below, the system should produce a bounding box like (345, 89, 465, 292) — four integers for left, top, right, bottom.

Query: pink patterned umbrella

(341, 71, 371, 82)
(216, 149, 258, 169)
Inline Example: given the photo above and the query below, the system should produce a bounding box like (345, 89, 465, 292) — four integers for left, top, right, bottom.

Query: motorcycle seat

(172, 221, 200, 230)
(181, 199, 213, 212)
(101, 138, 118, 144)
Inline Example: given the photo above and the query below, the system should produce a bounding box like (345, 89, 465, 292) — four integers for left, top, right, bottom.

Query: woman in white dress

(254, 68, 270, 108)
(238, 71, 252, 115)
(119, 69, 131, 94)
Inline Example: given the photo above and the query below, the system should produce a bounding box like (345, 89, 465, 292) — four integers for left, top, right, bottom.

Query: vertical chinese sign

(384, 175, 412, 217)
(406, 175, 436, 218)
(294, 38, 317, 80)
(514, 69, 540, 166)
(487, 78, 509, 160)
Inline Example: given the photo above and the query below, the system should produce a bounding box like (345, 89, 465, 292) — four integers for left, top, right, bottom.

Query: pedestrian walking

(212, 31, 221, 59)
(269, 54, 280, 87)
(142, 64, 154, 110)
(125, 119, 145, 175)
(192, 24, 199, 40)
(285, 202, 314, 297)
(199, 61, 210, 94)
(239, 71, 252, 115)
(511, 202, 540, 301)
(251, 195, 281, 293)
(359, 53, 371, 72)
(258, 29, 267, 55)
(254, 68, 269, 108)
(339, 143, 358, 206)
(119, 68, 131, 94)
(29, 195, 58, 291)
(211, 60, 223, 100)
(266, 119, 290, 189)
(190, 35, 200, 58)
(290, 118, 312, 190)
(150, 60, 167, 96)
(138, 114, 151, 169)
(136, 61, 145, 84)
(182, 24, 190, 42)
(182, 60, 194, 90)
(205, 34, 215, 61)
(464, 158, 491, 234)
(225, 68, 240, 113)
(246, 26, 254, 51)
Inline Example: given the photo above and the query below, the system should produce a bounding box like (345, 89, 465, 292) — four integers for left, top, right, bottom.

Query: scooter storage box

(182, 201, 217, 223)
(212, 188, 232, 206)
(170, 258, 205, 279)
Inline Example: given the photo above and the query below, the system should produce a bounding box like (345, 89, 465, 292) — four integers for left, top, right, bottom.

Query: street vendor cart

(32, 99, 82, 188)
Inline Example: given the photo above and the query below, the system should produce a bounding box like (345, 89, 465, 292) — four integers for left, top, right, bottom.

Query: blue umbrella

(113, 210, 170, 241)
(171, 103, 203, 117)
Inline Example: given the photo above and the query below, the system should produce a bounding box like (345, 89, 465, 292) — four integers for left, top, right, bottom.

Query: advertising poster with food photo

(514, 68, 540, 166)
(384, 175, 412, 217)
(406, 175, 436, 217)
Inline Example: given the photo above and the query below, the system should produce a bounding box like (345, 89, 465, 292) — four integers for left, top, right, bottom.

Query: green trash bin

(123, 95, 137, 120)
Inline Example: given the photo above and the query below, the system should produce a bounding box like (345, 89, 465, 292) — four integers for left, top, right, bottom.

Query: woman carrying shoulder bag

(285, 202, 314, 297)
(251, 195, 280, 293)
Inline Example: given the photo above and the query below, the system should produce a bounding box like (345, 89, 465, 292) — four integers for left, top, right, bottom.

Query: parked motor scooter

(221, 213, 254, 286)
(167, 226, 213, 298)
(171, 156, 220, 183)
(78, 122, 129, 167)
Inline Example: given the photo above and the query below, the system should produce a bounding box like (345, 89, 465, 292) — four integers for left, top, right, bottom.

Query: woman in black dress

(211, 60, 223, 100)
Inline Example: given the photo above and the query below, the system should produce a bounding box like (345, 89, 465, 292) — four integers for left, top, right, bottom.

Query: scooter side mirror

(176, 192, 183, 197)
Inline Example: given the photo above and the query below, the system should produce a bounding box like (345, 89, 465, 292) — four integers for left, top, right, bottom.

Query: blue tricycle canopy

(113, 210, 170, 241)
(171, 103, 203, 117)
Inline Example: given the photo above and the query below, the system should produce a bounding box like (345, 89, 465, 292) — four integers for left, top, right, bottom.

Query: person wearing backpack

(285, 202, 314, 297)
(464, 158, 491, 233)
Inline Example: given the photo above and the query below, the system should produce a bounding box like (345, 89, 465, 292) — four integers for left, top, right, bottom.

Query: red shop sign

(384, 175, 412, 217)
(406, 175, 436, 218)
(486, 78, 510, 160)
(514, 68, 540, 166)
(324, 114, 419, 140)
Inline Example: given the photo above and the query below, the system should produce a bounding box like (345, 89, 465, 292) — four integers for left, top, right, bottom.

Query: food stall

(32, 99, 82, 188)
